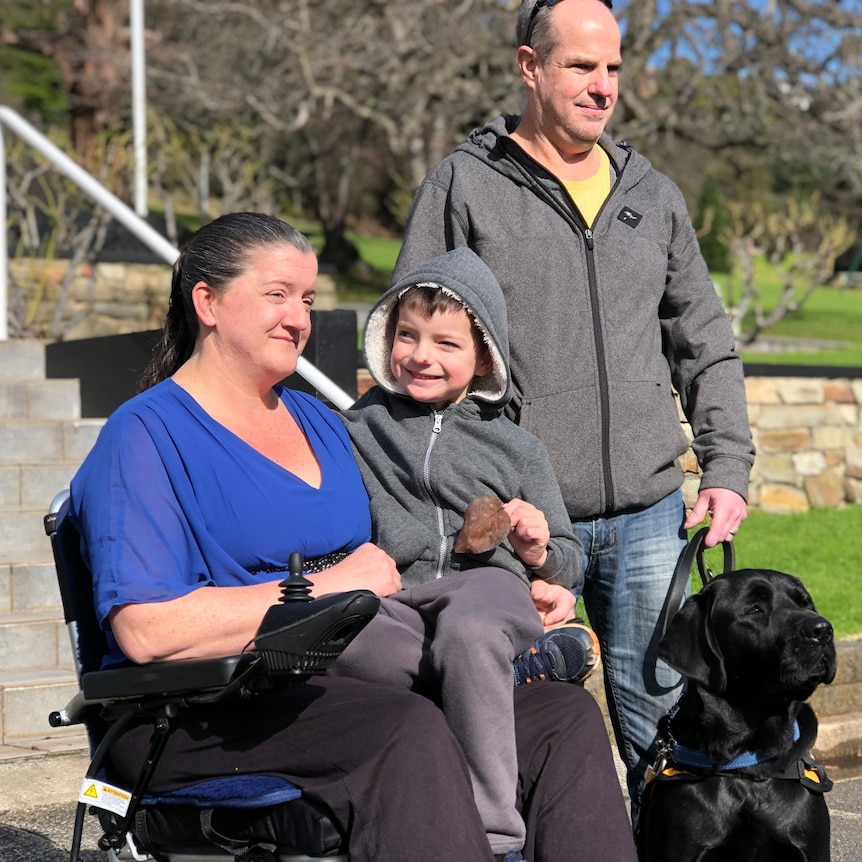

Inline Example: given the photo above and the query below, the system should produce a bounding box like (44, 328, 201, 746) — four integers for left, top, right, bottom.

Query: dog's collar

(658, 702, 801, 773)
(667, 720, 800, 772)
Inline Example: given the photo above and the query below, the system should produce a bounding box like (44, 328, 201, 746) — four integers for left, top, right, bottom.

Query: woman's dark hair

(139, 212, 313, 390)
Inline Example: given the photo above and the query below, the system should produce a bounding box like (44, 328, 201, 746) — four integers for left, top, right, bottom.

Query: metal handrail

(0, 106, 354, 409)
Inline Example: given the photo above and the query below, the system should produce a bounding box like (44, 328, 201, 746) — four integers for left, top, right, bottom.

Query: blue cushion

(142, 774, 303, 809)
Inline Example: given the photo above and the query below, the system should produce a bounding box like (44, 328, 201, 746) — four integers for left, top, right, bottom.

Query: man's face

(525, 0, 622, 155)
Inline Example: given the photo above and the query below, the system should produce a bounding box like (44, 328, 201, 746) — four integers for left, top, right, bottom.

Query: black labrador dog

(637, 568, 837, 862)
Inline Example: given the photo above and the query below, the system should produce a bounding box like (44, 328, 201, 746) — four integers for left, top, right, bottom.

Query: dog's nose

(802, 617, 834, 645)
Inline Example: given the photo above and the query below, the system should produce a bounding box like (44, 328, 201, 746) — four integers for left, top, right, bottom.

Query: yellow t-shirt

(561, 147, 611, 228)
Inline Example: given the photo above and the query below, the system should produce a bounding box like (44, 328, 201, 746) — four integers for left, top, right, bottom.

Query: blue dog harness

(644, 707, 832, 794)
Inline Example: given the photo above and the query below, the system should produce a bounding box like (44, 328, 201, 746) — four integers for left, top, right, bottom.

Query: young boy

(336, 247, 599, 862)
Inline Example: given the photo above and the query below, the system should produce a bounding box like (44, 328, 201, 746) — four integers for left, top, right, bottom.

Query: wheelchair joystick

(277, 551, 314, 603)
(254, 551, 380, 676)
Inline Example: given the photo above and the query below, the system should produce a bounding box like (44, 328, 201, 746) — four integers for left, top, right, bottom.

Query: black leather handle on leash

(659, 527, 736, 638)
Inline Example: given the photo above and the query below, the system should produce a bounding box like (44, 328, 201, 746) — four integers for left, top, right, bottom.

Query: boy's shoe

(512, 620, 600, 686)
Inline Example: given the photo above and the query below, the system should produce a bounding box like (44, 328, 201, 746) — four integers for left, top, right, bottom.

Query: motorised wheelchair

(45, 490, 380, 862)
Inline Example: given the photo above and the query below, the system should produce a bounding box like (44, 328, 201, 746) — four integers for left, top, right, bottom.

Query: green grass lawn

(695, 507, 862, 640)
(573, 507, 862, 644)
(347, 232, 402, 272)
(713, 264, 862, 367)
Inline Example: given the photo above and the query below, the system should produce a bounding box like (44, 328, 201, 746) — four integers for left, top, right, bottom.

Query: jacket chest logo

(617, 208, 643, 228)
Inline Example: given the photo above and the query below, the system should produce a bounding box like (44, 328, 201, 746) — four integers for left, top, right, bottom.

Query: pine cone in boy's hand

(453, 495, 511, 554)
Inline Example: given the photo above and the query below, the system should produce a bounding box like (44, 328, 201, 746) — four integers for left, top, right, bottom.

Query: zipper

(583, 227, 614, 512)
(533, 181, 616, 512)
(499, 137, 629, 513)
(422, 411, 448, 579)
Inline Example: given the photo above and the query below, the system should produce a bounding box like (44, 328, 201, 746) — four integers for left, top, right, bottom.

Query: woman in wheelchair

(68, 212, 637, 862)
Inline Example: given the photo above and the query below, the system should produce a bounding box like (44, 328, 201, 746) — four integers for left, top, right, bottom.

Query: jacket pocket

(518, 385, 605, 518)
(607, 380, 689, 510)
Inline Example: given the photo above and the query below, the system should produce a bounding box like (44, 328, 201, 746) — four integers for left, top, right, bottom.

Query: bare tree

(5, 129, 130, 338)
(5, 0, 859, 288)
(614, 0, 862, 210)
(723, 195, 857, 345)
(142, 0, 522, 249)
(2, 0, 130, 151)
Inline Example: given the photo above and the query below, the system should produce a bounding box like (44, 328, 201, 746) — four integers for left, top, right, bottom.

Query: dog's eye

(745, 604, 763, 616)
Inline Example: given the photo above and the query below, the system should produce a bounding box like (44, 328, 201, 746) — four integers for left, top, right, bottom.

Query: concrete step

(0, 728, 89, 762)
(0, 561, 63, 614)
(0, 611, 74, 675)
(812, 641, 862, 718)
(0, 462, 81, 510)
(0, 378, 82, 421)
(0, 508, 55, 563)
(815, 710, 862, 767)
(0, 340, 46, 382)
(0, 669, 80, 744)
(0, 416, 104, 466)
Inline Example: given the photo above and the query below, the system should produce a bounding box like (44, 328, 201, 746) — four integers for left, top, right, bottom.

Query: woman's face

(202, 243, 318, 384)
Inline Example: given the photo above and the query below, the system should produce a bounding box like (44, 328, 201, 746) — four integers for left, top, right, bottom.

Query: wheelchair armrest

(81, 653, 257, 701)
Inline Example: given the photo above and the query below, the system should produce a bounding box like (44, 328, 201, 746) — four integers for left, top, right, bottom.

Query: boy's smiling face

(389, 304, 491, 410)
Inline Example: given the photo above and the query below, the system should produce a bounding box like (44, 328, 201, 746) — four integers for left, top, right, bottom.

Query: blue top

(69, 379, 372, 667)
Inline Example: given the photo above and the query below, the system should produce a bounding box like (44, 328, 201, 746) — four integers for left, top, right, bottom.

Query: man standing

(393, 0, 755, 817)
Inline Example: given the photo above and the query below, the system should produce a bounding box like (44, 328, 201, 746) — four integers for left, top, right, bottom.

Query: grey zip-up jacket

(341, 247, 582, 591)
(394, 115, 755, 519)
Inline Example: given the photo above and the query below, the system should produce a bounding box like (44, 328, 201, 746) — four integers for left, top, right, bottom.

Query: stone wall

(9, 259, 337, 340)
(680, 374, 862, 513)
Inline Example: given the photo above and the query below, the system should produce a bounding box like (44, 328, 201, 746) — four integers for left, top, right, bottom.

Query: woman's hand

(111, 544, 401, 664)
(530, 580, 576, 630)
(309, 542, 402, 598)
(503, 499, 550, 569)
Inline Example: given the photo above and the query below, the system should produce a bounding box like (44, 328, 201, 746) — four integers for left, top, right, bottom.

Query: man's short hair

(517, 0, 614, 56)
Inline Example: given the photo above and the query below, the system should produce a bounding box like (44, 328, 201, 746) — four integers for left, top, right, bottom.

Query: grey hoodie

(394, 115, 755, 519)
(341, 247, 582, 590)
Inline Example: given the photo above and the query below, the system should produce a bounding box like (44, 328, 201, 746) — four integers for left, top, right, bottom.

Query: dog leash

(659, 526, 735, 638)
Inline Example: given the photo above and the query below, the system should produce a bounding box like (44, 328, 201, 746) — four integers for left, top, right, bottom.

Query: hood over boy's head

(363, 248, 511, 406)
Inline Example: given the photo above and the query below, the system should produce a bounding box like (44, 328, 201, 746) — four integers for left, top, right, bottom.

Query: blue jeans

(571, 489, 688, 818)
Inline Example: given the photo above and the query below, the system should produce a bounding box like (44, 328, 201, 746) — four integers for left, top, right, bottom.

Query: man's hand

(684, 487, 748, 547)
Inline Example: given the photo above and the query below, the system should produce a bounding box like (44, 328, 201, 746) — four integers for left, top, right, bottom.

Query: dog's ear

(658, 587, 727, 693)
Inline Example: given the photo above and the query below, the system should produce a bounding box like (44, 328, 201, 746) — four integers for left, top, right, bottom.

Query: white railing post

(131, 0, 148, 217)
(0, 107, 354, 409)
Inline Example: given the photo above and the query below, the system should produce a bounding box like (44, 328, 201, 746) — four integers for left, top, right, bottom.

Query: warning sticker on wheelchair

(78, 778, 131, 816)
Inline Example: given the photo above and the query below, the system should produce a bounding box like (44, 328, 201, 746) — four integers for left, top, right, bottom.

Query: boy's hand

(503, 499, 550, 569)
(530, 580, 576, 629)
